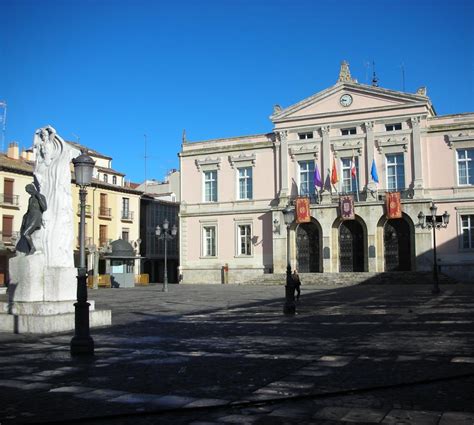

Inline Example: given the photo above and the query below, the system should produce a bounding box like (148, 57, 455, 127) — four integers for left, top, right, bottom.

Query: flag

(331, 158, 339, 184)
(340, 195, 355, 220)
(313, 164, 322, 188)
(295, 197, 311, 223)
(385, 192, 402, 219)
(370, 159, 379, 184)
(350, 157, 357, 178)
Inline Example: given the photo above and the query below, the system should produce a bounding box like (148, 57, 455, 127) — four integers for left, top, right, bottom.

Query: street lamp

(155, 219, 177, 292)
(417, 202, 450, 295)
(71, 151, 95, 356)
(282, 204, 296, 315)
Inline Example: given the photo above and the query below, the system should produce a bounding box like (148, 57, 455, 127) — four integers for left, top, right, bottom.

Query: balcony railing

(0, 194, 19, 206)
(121, 210, 134, 221)
(76, 236, 93, 247)
(0, 231, 19, 245)
(99, 238, 112, 248)
(98, 207, 112, 218)
(77, 204, 92, 216)
(289, 187, 414, 205)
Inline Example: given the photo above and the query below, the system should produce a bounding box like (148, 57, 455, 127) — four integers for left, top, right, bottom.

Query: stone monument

(0, 126, 111, 333)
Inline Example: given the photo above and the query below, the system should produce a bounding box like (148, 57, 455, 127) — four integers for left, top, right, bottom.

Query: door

(296, 223, 320, 272)
(339, 220, 364, 272)
(2, 215, 13, 242)
(384, 219, 411, 271)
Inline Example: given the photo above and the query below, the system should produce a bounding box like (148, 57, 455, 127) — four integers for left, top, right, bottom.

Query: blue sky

(1, 0, 473, 183)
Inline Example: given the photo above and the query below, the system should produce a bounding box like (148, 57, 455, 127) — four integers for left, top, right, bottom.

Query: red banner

(385, 192, 402, 219)
(295, 197, 311, 223)
(339, 195, 355, 220)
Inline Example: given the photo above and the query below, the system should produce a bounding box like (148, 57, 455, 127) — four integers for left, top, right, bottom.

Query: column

(364, 121, 377, 197)
(321, 125, 331, 204)
(278, 131, 289, 204)
(411, 116, 424, 197)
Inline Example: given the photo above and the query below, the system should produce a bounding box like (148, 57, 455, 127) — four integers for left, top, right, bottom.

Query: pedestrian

(292, 269, 301, 301)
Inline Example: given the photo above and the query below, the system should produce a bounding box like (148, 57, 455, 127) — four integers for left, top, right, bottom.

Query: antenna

(364, 61, 370, 84)
(0, 101, 7, 153)
(372, 61, 379, 87)
(400, 62, 406, 92)
(144, 134, 148, 193)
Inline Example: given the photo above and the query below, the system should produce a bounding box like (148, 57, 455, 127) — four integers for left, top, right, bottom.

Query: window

(122, 197, 130, 219)
(386, 153, 405, 190)
(238, 167, 253, 200)
(204, 170, 217, 202)
(203, 226, 216, 256)
(122, 228, 129, 242)
(99, 225, 108, 246)
(457, 148, 474, 185)
(103, 174, 108, 183)
(341, 127, 356, 136)
(299, 160, 315, 196)
(3, 178, 14, 204)
(385, 123, 402, 131)
(461, 215, 474, 249)
(341, 157, 359, 193)
(298, 132, 313, 140)
(238, 224, 252, 256)
(112, 176, 117, 185)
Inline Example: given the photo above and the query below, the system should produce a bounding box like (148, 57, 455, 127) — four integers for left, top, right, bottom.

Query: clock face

(340, 94, 353, 107)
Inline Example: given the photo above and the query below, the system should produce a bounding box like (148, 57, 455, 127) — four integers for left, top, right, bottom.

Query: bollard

(283, 264, 296, 315)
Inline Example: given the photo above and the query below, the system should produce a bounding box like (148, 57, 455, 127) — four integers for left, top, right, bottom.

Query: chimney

(7, 142, 19, 160)
(21, 149, 28, 160)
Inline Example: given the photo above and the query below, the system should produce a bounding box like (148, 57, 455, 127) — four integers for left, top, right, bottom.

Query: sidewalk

(1, 282, 474, 424)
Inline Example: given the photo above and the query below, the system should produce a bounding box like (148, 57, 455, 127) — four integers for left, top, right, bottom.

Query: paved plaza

(1, 280, 474, 425)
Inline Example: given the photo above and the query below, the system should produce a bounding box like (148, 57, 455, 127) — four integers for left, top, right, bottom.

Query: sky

(1, 0, 473, 183)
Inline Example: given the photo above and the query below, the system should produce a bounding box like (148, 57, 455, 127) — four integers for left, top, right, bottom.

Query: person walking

(292, 269, 301, 301)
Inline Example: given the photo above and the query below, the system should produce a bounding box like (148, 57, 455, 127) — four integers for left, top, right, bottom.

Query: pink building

(179, 62, 474, 284)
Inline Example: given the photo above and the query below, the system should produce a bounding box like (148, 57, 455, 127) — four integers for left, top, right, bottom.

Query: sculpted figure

(28, 126, 81, 267)
(19, 183, 47, 255)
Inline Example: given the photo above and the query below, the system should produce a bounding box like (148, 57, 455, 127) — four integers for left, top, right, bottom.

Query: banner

(295, 197, 311, 223)
(339, 195, 355, 220)
(385, 192, 402, 219)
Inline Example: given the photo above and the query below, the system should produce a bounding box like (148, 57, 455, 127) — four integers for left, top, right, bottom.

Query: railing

(99, 238, 112, 248)
(121, 210, 134, 221)
(0, 194, 19, 206)
(0, 231, 19, 245)
(76, 236, 93, 247)
(289, 188, 414, 205)
(98, 207, 112, 218)
(77, 204, 92, 216)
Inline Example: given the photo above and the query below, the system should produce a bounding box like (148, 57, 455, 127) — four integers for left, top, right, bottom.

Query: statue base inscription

(0, 255, 112, 334)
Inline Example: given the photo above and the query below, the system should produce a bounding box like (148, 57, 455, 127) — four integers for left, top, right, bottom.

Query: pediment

(271, 82, 430, 122)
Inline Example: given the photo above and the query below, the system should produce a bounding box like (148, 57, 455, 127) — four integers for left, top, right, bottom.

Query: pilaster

(278, 131, 289, 203)
(411, 116, 424, 198)
(364, 121, 377, 196)
(321, 125, 332, 204)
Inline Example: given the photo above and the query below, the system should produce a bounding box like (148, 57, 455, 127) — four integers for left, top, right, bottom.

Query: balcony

(98, 207, 112, 219)
(99, 238, 112, 248)
(76, 236, 93, 247)
(0, 194, 19, 208)
(121, 210, 134, 222)
(0, 231, 19, 246)
(77, 204, 92, 217)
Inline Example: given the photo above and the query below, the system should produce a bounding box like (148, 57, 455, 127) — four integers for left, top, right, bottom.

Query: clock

(340, 94, 353, 107)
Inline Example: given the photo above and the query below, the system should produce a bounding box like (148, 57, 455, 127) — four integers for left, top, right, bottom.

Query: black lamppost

(71, 151, 95, 356)
(418, 202, 450, 295)
(282, 205, 296, 315)
(155, 219, 177, 293)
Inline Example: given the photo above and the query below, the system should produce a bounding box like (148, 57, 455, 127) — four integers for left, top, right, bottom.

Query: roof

(96, 165, 125, 177)
(0, 153, 34, 175)
(67, 141, 112, 160)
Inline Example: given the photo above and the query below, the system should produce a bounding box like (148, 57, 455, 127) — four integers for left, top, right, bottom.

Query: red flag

(351, 157, 357, 178)
(331, 158, 339, 184)
(386, 192, 402, 219)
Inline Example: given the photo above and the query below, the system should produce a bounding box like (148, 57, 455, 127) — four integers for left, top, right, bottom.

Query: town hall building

(178, 62, 474, 284)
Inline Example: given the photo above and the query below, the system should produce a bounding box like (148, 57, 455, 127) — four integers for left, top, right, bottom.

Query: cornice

(180, 141, 274, 157)
(228, 153, 256, 168)
(195, 157, 221, 171)
(289, 145, 319, 161)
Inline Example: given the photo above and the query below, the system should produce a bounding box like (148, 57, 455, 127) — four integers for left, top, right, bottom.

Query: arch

(377, 212, 415, 271)
(332, 215, 368, 272)
(296, 219, 322, 272)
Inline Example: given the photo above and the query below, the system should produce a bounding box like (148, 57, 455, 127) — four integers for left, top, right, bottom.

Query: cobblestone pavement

(1, 282, 474, 425)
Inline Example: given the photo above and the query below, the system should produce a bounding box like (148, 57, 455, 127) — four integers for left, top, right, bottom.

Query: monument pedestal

(0, 254, 111, 334)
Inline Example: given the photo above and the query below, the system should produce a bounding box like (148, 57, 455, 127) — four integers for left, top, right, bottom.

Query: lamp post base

(70, 297, 95, 356)
(70, 335, 94, 356)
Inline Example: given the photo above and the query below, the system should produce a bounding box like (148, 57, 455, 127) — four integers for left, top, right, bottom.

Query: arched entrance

(384, 218, 411, 271)
(339, 220, 364, 272)
(296, 222, 320, 272)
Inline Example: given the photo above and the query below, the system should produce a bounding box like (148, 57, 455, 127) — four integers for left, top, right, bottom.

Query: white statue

(31, 126, 81, 267)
